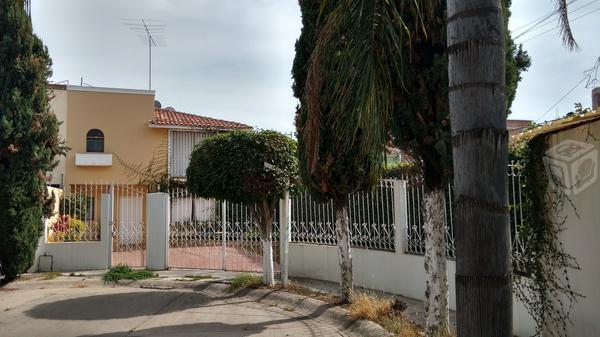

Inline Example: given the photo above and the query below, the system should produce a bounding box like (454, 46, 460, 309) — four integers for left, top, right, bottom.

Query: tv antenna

(122, 19, 167, 90)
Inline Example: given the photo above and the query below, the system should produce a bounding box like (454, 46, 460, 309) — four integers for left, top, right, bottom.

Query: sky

(32, 1, 600, 132)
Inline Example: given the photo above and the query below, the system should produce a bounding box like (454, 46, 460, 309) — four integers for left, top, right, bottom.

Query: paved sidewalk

(0, 271, 384, 337)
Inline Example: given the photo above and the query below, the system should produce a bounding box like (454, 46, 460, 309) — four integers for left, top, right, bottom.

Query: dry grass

(287, 282, 339, 304)
(42, 272, 61, 280)
(349, 292, 423, 337)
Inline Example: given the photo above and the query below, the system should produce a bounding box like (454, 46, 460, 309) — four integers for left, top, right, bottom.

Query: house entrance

(168, 188, 279, 272)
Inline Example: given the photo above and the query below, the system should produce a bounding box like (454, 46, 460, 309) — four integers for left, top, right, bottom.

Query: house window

(86, 129, 104, 153)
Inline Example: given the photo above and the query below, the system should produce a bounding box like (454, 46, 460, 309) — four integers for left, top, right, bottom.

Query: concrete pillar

(279, 191, 291, 288)
(146, 192, 170, 271)
(101, 193, 112, 269)
(393, 180, 408, 254)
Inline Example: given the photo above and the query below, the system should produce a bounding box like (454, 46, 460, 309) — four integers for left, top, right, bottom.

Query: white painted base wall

(289, 243, 536, 337)
(32, 239, 110, 272)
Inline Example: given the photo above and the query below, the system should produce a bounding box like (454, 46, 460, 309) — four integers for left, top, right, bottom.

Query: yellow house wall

(64, 88, 167, 187)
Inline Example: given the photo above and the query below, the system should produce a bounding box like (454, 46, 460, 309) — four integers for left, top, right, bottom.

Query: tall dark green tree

(0, 0, 64, 281)
(295, 0, 530, 333)
(293, 0, 396, 303)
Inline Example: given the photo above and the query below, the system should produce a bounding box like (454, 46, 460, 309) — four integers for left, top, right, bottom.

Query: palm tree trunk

(446, 0, 512, 336)
(423, 187, 449, 337)
(335, 195, 353, 303)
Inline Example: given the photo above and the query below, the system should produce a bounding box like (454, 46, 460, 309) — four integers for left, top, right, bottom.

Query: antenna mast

(122, 19, 166, 90)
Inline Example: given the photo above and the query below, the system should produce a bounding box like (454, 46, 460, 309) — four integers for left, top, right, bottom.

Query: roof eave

(148, 122, 251, 132)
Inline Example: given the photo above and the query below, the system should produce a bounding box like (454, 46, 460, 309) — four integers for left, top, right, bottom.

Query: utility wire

(511, 0, 579, 33)
(514, 0, 599, 41)
(535, 59, 600, 122)
(520, 6, 600, 44)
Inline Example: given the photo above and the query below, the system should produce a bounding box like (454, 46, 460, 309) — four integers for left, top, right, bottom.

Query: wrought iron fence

(290, 179, 396, 252)
(403, 175, 456, 258)
(403, 162, 525, 260)
(168, 187, 280, 271)
(47, 184, 103, 243)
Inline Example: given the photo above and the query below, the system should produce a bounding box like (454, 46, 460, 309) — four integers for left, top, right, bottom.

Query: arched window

(86, 129, 104, 153)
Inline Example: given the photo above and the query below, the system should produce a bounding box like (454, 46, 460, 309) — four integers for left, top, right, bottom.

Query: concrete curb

(133, 278, 393, 337)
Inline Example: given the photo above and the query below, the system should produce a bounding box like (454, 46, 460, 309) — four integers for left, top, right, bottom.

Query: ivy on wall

(510, 134, 583, 337)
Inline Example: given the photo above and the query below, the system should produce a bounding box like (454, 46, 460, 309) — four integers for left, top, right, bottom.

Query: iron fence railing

(290, 180, 396, 252)
(47, 184, 103, 243)
(403, 162, 525, 260)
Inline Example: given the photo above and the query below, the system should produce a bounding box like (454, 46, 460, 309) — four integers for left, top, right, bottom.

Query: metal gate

(168, 188, 279, 272)
(110, 184, 148, 267)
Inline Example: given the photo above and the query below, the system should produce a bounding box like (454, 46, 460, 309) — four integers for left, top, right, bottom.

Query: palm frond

(114, 139, 169, 192)
(305, 0, 428, 170)
(555, 0, 578, 51)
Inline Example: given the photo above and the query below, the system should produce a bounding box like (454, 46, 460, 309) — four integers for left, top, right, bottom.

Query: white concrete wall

(545, 123, 600, 337)
(289, 243, 536, 336)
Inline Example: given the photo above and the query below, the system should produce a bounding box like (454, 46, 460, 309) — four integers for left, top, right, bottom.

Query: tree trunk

(335, 195, 353, 304)
(261, 223, 275, 286)
(252, 201, 275, 286)
(447, 1, 512, 336)
(423, 187, 449, 337)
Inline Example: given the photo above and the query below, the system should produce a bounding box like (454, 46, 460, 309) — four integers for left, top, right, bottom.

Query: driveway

(0, 273, 356, 337)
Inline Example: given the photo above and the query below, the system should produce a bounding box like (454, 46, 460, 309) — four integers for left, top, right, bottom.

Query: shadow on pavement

(26, 291, 205, 320)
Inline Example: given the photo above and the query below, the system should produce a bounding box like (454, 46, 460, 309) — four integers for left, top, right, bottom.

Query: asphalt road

(0, 275, 349, 337)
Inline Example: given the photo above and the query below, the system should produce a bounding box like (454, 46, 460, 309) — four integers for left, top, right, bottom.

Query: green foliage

(186, 130, 297, 205)
(228, 273, 264, 291)
(389, 0, 530, 190)
(102, 264, 157, 284)
(0, 0, 66, 281)
(293, 0, 381, 203)
(510, 137, 582, 337)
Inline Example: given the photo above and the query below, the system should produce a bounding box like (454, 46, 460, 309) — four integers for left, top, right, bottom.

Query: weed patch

(228, 274, 263, 291)
(102, 264, 157, 284)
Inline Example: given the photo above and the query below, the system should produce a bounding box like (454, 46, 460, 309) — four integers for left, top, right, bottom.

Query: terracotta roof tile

(150, 108, 250, 130)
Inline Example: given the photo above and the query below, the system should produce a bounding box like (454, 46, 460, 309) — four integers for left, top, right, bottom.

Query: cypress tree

(0, 0, 64, 281)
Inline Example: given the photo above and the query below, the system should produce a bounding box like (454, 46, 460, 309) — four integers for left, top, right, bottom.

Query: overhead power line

(511, 0, 578, 34)
(519, 6, 600, 44)
(514, 0, 598, 41)
(535, 58, 600, 122)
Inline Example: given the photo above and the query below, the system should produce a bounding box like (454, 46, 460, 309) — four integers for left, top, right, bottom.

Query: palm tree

(446, 0, 574, 335)
(293, 0, 386, 303)
(300, 0, 530, 335)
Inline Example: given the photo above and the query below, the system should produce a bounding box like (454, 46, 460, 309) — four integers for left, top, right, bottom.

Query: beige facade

(49, 85, 167, 188)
